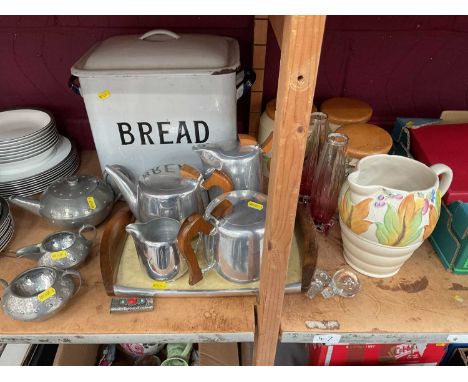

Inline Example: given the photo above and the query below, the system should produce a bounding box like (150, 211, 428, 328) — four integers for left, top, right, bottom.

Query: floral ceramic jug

(339, 154, 453, 247)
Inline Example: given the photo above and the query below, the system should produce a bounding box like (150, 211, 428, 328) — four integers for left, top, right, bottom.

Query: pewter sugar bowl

(0, 266, 81, 321)
(9, 175, 115, 229)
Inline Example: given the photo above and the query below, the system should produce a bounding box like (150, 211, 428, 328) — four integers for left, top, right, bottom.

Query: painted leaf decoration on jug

(423, 190, 441, 240)
(339, 190, 372, 235)
(375, 194, 423, 247)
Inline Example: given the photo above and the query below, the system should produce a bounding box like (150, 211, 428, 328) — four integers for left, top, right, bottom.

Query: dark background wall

(0, 16, 254, 149)
(264, 15, 468, 129)
(2, 15, 468, 149)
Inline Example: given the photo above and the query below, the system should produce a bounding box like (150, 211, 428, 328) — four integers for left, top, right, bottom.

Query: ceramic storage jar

(336, 123, 393, 173)
(320, 97, 373, 132)
(259, 99, 317, 179)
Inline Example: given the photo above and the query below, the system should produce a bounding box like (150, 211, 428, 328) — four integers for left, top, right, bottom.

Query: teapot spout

(16, 245, 42, 261)
(104, 165, 139, 219)
(8, 196, 41, 216)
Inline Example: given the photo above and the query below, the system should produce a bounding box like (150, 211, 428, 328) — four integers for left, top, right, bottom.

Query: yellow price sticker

(87, 196, 97, 210)
(247, 201, 264, 211)
(98, 90, 111, 100)
(38, 287, 56, 302)
(51, 250, 68, 260)
(152, 281, 167, 290)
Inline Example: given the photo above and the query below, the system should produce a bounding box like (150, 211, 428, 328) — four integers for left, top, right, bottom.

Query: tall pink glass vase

(309, 132, 349, 233)
(299, 112, 329, 202)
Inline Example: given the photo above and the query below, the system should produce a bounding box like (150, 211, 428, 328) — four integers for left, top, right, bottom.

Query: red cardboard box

(410, 123, 468, 204)
(308, 343, 448, 366)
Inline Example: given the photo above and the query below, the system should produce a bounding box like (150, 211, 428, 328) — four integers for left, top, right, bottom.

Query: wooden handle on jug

(177, 214, 213, 286)
(179, 164, 202, 180)
(238, 134, 258, 146)
(202, 170, 234, 194)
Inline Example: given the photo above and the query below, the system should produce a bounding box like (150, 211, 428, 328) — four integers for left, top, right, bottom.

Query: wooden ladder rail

(253, 15, 326, 365)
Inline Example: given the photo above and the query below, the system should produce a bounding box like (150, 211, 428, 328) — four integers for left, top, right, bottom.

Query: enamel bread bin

(338, 154, 453, 278)
(71, 30, 252, 177)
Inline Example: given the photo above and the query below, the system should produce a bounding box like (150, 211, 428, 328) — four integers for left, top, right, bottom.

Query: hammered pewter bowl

(0, 266, 81, 321)
(16, 225, 96, 270)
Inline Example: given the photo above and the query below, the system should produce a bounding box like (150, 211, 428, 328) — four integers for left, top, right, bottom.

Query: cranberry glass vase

(299, 112, 329, 202)
(309, 132, 348, 233)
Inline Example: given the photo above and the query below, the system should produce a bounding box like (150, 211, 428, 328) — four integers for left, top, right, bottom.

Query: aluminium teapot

(9, 175, 115, 229)
(104, 163, 234, 222)
(177, 190, 267, 285)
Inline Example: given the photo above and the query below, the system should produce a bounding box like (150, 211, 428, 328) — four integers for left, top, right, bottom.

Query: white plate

(0, 123, 54, 148)
(0, 154, 79, 197)
(0, 136, 71, 181)
(0, 162, 78, 195)
(0, 155, 78, 192)
(0, 124, 57, 153)
(0, 228, 14, 251)
(0, 109, 52, 142)
(0, 134, 59, 164)
(0, 149, 77, 188)
(0, 133, 58, 162)
(0, 222, 13, 238)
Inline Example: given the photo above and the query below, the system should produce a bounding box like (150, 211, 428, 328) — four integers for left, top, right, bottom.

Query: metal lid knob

(67, 176, 79, 186)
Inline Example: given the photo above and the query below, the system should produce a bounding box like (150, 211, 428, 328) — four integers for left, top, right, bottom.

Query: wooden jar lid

(320, 97, 373, 125)
(266, 99, 317, 120)
(337, 123, 392, 159)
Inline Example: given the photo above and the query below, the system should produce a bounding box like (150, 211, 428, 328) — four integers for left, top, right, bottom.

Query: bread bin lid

(71, 29, 241, 77)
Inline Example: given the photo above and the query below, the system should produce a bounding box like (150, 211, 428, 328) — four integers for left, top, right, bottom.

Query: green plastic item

(161, 343, 192, 366)
(430, 201, 468, 274)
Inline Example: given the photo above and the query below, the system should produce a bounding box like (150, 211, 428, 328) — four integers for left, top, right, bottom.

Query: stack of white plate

(0, 109, 79, 198)
(0, 197, 14, 253)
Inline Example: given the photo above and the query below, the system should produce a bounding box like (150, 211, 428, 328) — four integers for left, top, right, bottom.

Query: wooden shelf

(0, 151, 256, 344)
(280, 205, 468, 345)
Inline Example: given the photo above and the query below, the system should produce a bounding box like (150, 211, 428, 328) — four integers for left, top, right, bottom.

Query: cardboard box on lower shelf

(308, 343, 448, 366)
(53, 344, 100, 366)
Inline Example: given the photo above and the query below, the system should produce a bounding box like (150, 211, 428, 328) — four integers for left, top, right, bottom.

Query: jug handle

(79, 224, 97, 244)
(238, 134, 258, 146)
(430, 164, 453, 197)
(260, 132, 274, 154)
(177, 214, 213, 285)
(202, 170, 234, 195)
(61, 270, 82, 297)
(16, 244, 43, 261)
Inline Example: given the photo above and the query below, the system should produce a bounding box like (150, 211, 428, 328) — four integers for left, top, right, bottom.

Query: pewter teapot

(104, 163, 234, 223)
(9, 175, 115, 229)
(193, 133, 272, 199)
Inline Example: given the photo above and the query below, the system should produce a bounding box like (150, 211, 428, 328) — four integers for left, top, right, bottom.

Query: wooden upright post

(253, 15, 326, 365)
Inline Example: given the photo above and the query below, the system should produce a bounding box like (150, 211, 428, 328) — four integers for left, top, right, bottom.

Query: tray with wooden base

(100, 204, 304, 297)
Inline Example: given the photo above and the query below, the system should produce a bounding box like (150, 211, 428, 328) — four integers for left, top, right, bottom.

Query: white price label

(447, 334, 468, 343)
(312, 334, 341, 344)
